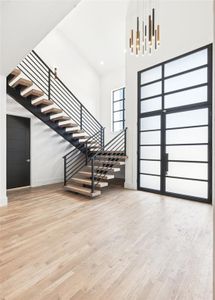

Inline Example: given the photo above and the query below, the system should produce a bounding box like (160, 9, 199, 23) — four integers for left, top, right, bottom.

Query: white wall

(1, 0, 80, 75)
(7, 97, 72, 187)
(0, 5, 7, 206)
(35, 29, 101, 120)
(0, 76, 7, 206)
(125, 0, 214, 190)
(100, 67, 125, 143)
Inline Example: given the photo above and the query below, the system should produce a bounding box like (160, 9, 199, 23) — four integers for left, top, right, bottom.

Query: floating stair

(65, 184, 101, 198)
(71, 177, 108, 188)
(7, 54, 126, 199)
(78, 171, 114, 180)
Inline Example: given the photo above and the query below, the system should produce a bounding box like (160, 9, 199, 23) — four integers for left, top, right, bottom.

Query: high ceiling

(57, 0, 129, 76)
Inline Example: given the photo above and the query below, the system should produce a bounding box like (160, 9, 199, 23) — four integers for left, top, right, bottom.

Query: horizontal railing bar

(19, 63, 49, 94)
(32, 50, 103, 129)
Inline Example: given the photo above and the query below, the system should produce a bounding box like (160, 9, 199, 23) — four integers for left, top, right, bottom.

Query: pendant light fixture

(129, 0, 160, 56)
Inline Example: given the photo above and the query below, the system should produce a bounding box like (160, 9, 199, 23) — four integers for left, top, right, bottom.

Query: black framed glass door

(137, 44, 212, 203)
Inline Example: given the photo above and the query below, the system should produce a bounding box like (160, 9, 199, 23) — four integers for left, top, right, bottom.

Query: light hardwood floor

(0, 184, 212, 300)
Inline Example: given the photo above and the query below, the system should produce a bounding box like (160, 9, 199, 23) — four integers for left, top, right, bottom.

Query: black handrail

(18, 50, 103, 138)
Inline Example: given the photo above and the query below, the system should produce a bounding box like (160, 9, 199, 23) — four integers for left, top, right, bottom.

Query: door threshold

(7, 186, 31, 192)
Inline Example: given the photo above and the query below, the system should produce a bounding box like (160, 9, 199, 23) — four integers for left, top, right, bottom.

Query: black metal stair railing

(17, 50, 103, 138)
(63, 128, 104, 185)
(63, 128, 127, 188)
(89, 128, 127, 193)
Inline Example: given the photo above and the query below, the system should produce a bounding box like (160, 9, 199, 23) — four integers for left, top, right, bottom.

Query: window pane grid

(113, 87, 125, 132)
(138, 45, 212, 203)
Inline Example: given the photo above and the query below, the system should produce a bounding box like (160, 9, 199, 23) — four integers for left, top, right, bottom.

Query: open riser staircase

(7, 51, 127, 198)
(64, 129, 127, 197)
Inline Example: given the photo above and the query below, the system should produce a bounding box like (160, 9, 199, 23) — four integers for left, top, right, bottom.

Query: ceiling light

(100, 61, 104, 65)
(129, 0, 161, 56)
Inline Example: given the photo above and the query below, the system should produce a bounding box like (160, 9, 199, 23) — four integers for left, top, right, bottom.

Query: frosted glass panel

(140, 174, 160, 190)
(114, 100, 123, 111)
(113, 122, 123, 132)
(114, 111, 123, 121)
(141, 81, 162, 98)
(165, 49, 208, 77)
(140, 160, 160, 175)
(140, 146, 161, 159)
(167, 162, 208, 180)
(140, 131, 161, 145)
(166, 145, 208, 161)
(166, 178, 208, 198)
(165, 68, 207, 93)
(141, 66, 162, 84)
(165, 86, 208, 109)
(140, 116, 160, 130)
(166, 108, 208, 128)
(113, 89, 124, 101)
(141, 97, 162, 113)
(166, 127, 208, 144)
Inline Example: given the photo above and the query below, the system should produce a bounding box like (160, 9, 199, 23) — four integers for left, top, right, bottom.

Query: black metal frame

(63, 128, 127, 192)
(7, 50, 104, 155)
(112, 87, 125, 132)
(137, 44, 213, 204)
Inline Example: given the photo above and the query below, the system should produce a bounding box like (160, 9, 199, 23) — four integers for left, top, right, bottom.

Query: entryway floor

(0, 184, 212, 299)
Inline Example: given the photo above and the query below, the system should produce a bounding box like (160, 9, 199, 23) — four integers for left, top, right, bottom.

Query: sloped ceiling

(56, 0, 130, 75)
(0, 0, 81, 75)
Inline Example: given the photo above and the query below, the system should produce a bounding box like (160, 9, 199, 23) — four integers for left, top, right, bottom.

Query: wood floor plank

(0, 184, 212, 300)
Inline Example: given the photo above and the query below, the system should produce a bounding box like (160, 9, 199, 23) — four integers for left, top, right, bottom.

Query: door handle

(165, 153, 169, 175)
(26, 159, 30, 163)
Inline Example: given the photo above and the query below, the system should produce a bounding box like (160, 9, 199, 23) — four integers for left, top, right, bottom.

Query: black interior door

(7, 115, 30, 189)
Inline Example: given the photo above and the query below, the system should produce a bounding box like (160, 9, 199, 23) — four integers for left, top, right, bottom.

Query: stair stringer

(7, 84, 84, 151)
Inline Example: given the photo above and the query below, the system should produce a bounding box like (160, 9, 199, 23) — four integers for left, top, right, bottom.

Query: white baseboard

(31, 177, 63, 187)
(0, 195, 8, 207)
(124, 182, 137, 190)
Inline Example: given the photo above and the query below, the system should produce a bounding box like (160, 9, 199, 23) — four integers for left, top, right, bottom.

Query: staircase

(7, 51, 127, 198)
(64, 129, 127, 197)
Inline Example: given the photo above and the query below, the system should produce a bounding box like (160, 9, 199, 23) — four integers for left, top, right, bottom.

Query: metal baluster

(48, 69, 51, 100)
(91, 158, 95, 194)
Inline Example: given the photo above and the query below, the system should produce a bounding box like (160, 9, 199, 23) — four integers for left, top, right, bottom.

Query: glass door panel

(166, 145, 208, 161)
(164, 86, 208, 109)
(138, 45, 212, 203)
(166, 178, 208, 199)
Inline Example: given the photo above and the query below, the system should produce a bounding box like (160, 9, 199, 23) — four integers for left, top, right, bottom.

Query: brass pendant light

(129, 0, 160, 56)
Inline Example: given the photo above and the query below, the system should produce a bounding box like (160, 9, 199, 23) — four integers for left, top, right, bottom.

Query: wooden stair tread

(86, 165, 120, 172)
(41, 105, 62, 114)
(94, 160, 125, 166)
(65, 127, 80, 132)
(78, 171, 114, 180)
(95, 155, 128, 160)
(32, 98, 53, 106)
(73, 132, 88, 138)
(11, 68, 21, 77)
(9, 77, 33, 88)
(22, 88, 44, 98)
(50, 113, 70, 121)
(60, 120, 77, 128)
(71, 177, 108, 188)
(65, 184, 101, 197)
(64, 127, 80, 133)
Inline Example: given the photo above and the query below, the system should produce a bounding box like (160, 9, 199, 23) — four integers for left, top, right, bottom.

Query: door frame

(7, 114, 31, 189)
(137, 44, 213, 204)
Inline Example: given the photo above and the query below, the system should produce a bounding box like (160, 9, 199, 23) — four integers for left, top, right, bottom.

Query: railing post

(64, 157, 66, 186)
(85, 141, 88, 165)
(48, 69, 51, 100)
(91, 158, 95, 194)
(80, 104, 83, 130)
(124, 128, 127, 156)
